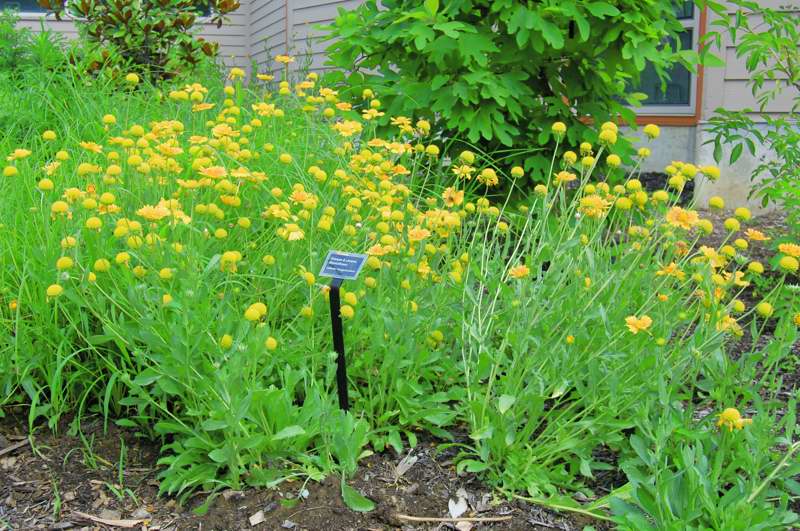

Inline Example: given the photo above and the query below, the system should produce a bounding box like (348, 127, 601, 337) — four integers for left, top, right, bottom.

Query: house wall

(250, 0, 287, 74)
(289, 0, 361, 72)
(692, 0, 799, 212)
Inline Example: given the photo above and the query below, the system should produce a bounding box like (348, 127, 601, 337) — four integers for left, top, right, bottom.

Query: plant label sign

(319, 251, 367, 280)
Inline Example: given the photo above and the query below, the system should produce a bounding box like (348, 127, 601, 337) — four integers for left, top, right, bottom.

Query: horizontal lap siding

(703, 4, 800, 116)
(250, 0, 286, 73)
(291, 0, 361, 72)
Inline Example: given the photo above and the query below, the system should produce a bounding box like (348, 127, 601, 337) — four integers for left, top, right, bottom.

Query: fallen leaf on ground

(72, 510, 144, 528)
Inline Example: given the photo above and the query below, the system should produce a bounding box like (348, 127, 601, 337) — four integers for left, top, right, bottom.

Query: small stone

(281, 520, 297, 529)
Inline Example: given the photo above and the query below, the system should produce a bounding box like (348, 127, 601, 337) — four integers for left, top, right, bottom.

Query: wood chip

(0, 439, 29, 458)
(248, 510, 265, 527)
(72, 511, 144, 528)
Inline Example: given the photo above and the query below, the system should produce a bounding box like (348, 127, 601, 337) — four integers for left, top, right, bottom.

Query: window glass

(0, 0, 47, 12)
(637, 30, 693, 106)
(674, 1, 694, 20)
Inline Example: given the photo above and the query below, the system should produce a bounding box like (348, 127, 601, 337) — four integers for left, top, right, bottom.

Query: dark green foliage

(41, 0, 241, 81)
(322, 0, 708, 174)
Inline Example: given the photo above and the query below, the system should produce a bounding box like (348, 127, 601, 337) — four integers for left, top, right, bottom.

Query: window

(0, 0, 48, 12)
(636, 1, 698, 115)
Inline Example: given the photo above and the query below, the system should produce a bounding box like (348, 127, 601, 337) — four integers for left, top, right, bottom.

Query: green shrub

(322, 0, 710, 175)
(42, 0, 241, 81)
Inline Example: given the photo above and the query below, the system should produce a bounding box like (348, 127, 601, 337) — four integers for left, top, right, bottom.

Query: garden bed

(0, 415, 597, 530)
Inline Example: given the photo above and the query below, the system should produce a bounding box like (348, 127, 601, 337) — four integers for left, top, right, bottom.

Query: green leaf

(498, 394, 516, 414)
(729, 143, 744, 164)
(341, 482, 375, 512)
(457, 459, 490, 473)
(539, 19, 564, 49)
(700, 51, 726, 68)
(423, 0, 439, 17)
(585, 2, 620, 17)
(272, 425, 306, 441)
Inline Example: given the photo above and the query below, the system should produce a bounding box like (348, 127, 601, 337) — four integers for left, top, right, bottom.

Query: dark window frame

(637, 1, 698, 116)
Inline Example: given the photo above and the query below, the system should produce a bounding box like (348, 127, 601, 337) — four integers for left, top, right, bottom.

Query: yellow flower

(275, 54, 295, 64)
(136, 204, 171, 222)
(708, 196, 724, 209)
(125, 73, 140, 85)
(615, 197, 633, 210)
(723, 218, 741, 232)
(598, 129, 617, 145)
(244, 302, 267, 321)
(229, 67, 245, 79)
(220, 334, 234, 349)
(56, 256, 74, 270)
(744, 229, 770, 241)
(508, 264, 530, 279)
(778, 256, 799, 273)
(265, 336, 278, 350)
(702, 165, 721, 180)
(625, 315, 653, 334)
(734, 207, 751, 221)
(579, 194, 610, 219)
(340, 305, 355, 319)
(46, 284, 64, 298)
(554, 171, 576, 185)
(42, 130, 57, 141)
(3, 166, 18, 177)
(778, 243, 800, 258)
(665, 206, 699, 230)
(756, 302, 773, 318)
(748, 261, 764, 274)
(716, 407, 752, 432)
(442, 187, 464, 207)
(94, 259, 111, 272)
(551, 122, 566, 136)
(643, 124, 660, 139)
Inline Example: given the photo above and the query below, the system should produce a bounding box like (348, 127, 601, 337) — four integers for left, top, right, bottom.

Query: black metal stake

(329, 277, 349, 410)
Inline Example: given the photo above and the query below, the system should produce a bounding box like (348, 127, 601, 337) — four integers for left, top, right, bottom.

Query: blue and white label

(319, 251, 367, 280)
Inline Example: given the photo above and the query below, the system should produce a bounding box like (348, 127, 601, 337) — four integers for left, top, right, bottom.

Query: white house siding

(693, 0, 799, 211)
(289, 0, 361, 72)
(250, 0, 287, 74)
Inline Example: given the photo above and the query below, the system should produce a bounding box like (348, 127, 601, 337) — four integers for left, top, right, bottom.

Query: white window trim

(637, 4, 699, 116)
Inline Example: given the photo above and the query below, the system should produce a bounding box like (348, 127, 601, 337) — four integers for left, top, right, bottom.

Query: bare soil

(0, 415, 602, 531)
